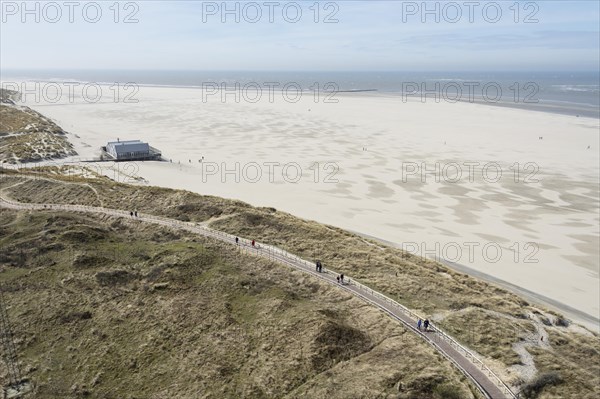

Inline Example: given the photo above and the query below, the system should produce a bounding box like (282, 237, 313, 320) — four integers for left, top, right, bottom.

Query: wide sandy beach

(11, 83, 600, 329)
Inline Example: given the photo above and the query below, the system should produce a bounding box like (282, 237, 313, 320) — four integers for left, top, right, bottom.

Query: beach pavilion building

(104, 140, 162, 161)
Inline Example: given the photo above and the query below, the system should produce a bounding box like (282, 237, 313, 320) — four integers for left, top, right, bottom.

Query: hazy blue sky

(1, 0, 599, 71)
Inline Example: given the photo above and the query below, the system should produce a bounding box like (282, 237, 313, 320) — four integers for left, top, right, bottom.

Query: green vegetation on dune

(1, 168, 599, 398)
(0, 208, 476, 399)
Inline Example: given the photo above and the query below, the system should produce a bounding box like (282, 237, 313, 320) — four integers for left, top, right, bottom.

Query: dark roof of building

(107, 140, 150, 154)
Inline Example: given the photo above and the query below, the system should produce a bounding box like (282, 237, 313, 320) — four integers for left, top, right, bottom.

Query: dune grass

(1, 167, 599, 398)
(0, 207, 478, 398)
(0, 104, 76, 163)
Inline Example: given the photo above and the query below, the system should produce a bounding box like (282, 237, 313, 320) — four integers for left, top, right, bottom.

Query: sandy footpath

(10, 83, 599, 328)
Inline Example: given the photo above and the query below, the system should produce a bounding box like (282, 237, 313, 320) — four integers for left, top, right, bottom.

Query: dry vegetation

(1, 168, 599, 398)
(0, 88, 20, 104)
(0, 207, 478, 398)
(0, 89, 77, 163)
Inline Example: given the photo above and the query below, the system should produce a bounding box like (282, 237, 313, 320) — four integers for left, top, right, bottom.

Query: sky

(1, 0, 599, 71)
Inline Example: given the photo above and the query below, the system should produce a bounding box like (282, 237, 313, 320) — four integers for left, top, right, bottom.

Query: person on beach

(424, 319, 430, 332)
(417, 319, 422, 331)
(235, 237, 239, 245)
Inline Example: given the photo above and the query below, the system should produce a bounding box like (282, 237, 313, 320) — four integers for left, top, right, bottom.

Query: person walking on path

(130, 211, 133, 217)
(315, 261, 320, 272)
(134, 211, 138, 217)
(417, 319, 422, 331)
(336, 275, 340, 284)
(251, 239, 255, 247)
(424, 319, 430, 332)
(340, 274, 344, 284)
(235, 237, 239, 245)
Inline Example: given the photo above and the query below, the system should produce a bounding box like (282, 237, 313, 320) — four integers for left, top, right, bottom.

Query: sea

(1, 69, 598, 118)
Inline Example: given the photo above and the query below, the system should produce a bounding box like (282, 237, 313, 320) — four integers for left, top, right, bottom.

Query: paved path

(0, 196, 517, 399)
